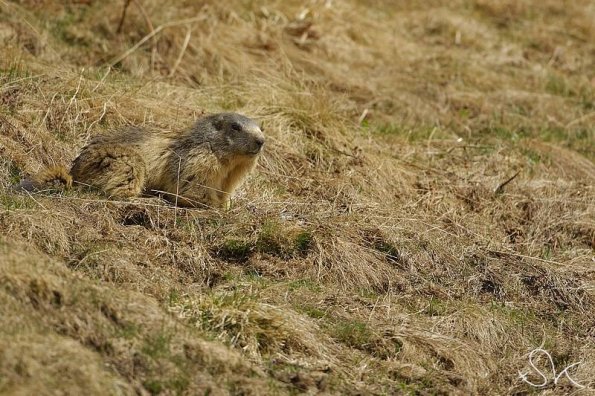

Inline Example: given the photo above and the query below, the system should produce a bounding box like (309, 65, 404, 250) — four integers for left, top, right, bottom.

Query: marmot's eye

(231, 122, 242, 132)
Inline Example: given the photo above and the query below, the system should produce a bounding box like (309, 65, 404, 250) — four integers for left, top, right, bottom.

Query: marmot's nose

(255, 137, 265, 148)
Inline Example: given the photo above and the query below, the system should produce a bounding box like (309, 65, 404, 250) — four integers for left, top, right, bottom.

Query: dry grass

(0, 0, 594, 394)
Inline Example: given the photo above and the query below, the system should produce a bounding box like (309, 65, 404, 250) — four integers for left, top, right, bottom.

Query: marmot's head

(202, 113, 265, 159)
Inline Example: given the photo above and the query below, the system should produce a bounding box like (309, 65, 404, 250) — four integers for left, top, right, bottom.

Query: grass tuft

(0, 0, 593, 394)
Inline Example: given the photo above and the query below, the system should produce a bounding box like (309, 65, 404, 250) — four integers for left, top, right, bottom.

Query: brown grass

(0, 0, 594, 394)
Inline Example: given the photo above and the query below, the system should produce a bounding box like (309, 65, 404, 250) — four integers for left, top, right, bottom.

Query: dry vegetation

(0, 0, 594, 394)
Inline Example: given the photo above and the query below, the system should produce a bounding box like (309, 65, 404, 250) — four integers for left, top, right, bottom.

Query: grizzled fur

(23, 113, 265, 208)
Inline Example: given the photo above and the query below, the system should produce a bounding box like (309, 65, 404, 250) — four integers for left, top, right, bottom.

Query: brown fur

(70, 144, 147, 198)
(19, 113, 265, 208)
(15, 165, 73, 192)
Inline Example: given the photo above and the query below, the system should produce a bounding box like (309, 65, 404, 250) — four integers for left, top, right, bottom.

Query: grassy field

(0, 0, 593, 394)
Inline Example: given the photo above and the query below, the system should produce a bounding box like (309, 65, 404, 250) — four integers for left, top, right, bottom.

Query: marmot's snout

(249, 131, 265, 154)
(233, 116, 265, 155)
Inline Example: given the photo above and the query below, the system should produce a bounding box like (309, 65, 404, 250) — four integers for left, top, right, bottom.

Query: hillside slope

(0, 0, 594, 394)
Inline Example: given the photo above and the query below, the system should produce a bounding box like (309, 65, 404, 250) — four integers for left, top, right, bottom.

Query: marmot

(19, 113, 265, 208)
